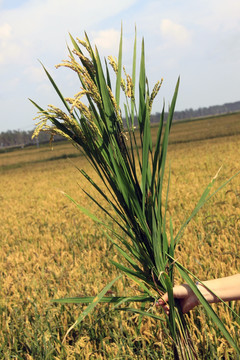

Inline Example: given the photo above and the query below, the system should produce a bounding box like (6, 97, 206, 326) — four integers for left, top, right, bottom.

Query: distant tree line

(0, 130, 63, 149)
(1, 101, 240, 149)
(151, 100, 240, 124)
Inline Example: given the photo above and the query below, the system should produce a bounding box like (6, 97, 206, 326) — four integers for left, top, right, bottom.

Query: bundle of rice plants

(30, 29, 240, 359)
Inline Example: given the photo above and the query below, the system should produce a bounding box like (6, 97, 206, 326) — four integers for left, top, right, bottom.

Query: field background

(0, 113, 240, 359)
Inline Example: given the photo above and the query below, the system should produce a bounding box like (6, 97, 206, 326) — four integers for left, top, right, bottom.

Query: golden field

(0, 113, 240, 359)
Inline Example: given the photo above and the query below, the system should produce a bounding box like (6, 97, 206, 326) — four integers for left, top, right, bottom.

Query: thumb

(158, 292, 169, 305)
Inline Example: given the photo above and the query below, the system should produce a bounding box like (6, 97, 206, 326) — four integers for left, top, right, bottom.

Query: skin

(157, 274, 240, 314)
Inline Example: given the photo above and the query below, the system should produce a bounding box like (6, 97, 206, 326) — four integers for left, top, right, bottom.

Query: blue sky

(0, 0, 240, 132)
(1, 0, 29, 10)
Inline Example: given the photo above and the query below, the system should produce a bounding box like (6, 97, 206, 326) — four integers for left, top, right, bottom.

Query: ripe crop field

(0, 113, 240, 359)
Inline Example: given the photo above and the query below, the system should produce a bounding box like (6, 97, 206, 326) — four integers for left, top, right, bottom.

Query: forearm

(199, 274, 240, 304)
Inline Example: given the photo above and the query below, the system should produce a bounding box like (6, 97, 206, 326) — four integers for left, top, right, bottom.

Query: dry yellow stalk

(107, 86, 123, 127)
(108, 56, 118, 74)
(126, 74, 134, 99)
(32, 104, 86, 145)
(56, 54, 102, 108)
(72, 49, 95, 74)
(65, 98, 91, 120)
(149, 78, 163, 113)
(76, 37, 91, 54)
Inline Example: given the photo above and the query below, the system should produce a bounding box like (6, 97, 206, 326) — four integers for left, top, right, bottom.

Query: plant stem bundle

(31, 29, 240, 359)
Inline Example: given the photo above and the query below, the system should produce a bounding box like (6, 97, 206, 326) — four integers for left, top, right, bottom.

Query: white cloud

(24, 65, 46, 82)
(0, 0, 137, 66)
(92, 29, 121, 53)
(0, 41, 23, 65)
(195, 0, 240, 32)
(0, 23, 14, 64)
(0, 0, 240, 131)
(160, 19, 192, 47)
(0, 0, 138, 130)
(0, 75, 20, 97)
(0, 23, 11, 39)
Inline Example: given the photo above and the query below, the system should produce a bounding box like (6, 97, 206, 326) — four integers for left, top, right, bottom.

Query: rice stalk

(30, 28, 240, 359)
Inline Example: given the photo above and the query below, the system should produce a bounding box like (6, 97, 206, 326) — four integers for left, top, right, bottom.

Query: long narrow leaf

(175, 262, 240, 356)
(174, 168, 232, 246)
(115, 25, 122, 106)
(62, 275, 122, 342)
(52, 295, 153, 304)
(131, 26, 137, 122)
(40, 62, 71, 114)
(118, 308, 165, 322)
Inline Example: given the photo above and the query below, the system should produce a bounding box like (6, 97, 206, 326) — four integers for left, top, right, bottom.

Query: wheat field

(0, 114, 240, 359)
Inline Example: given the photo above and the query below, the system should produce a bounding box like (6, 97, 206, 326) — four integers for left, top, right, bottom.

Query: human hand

(157, 284, 199, 314)
(157, 274, 240, 314)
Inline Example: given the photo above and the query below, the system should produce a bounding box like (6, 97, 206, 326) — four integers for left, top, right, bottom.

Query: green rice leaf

(138, 38, 146, 136)
(117, 308, 165, 321)
(61, 275, 122, 342)
(115, 25, 122, 106)
(52, 295, 153, 304)
(174, 261, 240, 356)
(62, 191, 135, 244)
(159, 272, 176, 339)
(157, 78, 179, 211)
(94, 47, 115, 129)
(152, 212, 165, 274)
(122, 272, 157, 297)
(141, 102, 151, 209)
(105, 58, 112, 89)
(31, 30, 240, 359)
(40, 62, 71, 114)
(151, 106, 164, 196)
(206, 169, 240, 202)
(168, 217, 175, 282)
(110, 260, 148, 283)
(174, 171, 218, 245)
(131, 26, 137, 122)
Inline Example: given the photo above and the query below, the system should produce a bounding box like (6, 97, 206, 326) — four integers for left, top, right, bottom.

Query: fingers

(157, 302, 170, 315)
(156, 284, 195, 315)
(159, 292, 169, 303)
(156, 293, 170, 315)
